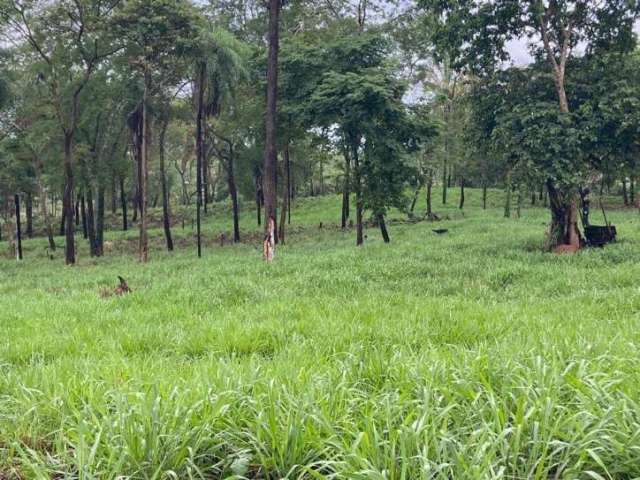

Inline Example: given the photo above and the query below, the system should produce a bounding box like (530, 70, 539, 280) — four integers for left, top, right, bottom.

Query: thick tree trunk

(378, 213, 390, 243)
(263, 0, 280, 242)
(25, 192, 33, 238)
(120, 176, 128, 231)
(227, 145, 240, 243)
(139, 74, 150, 263)
(159, 118, 174, 251)
(63, 132, 75, 264)
(546, 180, 581, 249)
(14, 194, 22, 260)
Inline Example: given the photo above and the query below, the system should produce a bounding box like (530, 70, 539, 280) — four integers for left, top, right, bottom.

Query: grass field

(2, 188, 640, 479)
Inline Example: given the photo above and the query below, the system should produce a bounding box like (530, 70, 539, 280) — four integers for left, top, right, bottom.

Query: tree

(113, 0, 197, 262)
(419, 0, 640, 248)
(263, 0, 282, 245)
(2, 0, 120, 264)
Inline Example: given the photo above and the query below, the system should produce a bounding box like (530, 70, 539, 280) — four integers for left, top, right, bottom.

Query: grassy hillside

(2, 188, 640, 479)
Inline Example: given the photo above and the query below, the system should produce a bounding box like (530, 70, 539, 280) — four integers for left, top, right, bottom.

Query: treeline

(0, 0, 639, 262)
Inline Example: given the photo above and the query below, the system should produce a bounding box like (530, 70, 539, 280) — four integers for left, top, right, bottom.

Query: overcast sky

(506, 21, 640, 65)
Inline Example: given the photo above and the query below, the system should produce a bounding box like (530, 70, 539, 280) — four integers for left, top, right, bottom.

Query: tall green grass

(1, 188, 640, 479)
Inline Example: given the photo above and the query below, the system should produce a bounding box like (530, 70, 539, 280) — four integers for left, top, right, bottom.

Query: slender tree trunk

(341, 148, 351, 229)
(516, 187, 522, 219)
(482, 184, 487, 210)
(139, 73, 150, 263)
(195, 63, 205, 258)
(255, 174, 262, 227)
(111, 178, 117, 214)
(278, 144, 290, 244)
(96, 186, 105, 256)
(378, 213, 390, 243)
(353, 140, 364, 246)
(459, 177, 465, 210)
(62, 131, 76, 265)
(631, 176, 636, 206)
(263, 0, 280, 244)
(75, 196, 80, 226)
(25, 192, 33, 238)
(287, 147, 292, 225)
(622, 177, 629, 206)
(226, 145, 240, 243)
(159, 117, 174, 251)
(426, 175, 433, 217)
(86, 186, 98, 256)
(120, 176, 128, 231)
(37, 182, 55, 251)
(14, 194, 22, 260)
(504, 173, 512, 218)
(442, 157, 447, 205)
(81, 194, 88, 239)
(409, 185, 420, 214)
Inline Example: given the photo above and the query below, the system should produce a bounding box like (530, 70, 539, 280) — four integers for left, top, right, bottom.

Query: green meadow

(2, 189, 640, 479)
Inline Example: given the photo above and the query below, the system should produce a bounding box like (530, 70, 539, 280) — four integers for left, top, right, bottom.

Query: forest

(2, 0, 640, 478)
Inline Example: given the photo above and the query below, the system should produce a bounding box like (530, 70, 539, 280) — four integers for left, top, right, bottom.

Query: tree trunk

(504, 172, 512, 218)
(195, 63, 205, 258)
(14, 194, 22, 260)
(482, 184, 487, 210)
(86, 186, 98, 256)
(96, 186, 105, 257)
(139, 73, 150, 263)
(546, 180, 581, 249)
(75, 196, 80, 226)
(426, 175, 433, 217)
(25, 192, 33, 238)
(111, 178, 117, 214)
(278, 144, 290, 244)
(378, 213, 390, 243)
(120, 176, 128, 231)
(63, 131, 75, 264)
(287, 147, 292, 225)
(263, 0, 280, 242)
(459, 178, 465, 210)
(159, 117, 174, 251)
(409, 185, 420, 214)
(255, 173, 262, 227)
(631, 176, 636, 206)
(516, 187, 522, 219)
(39, 185, 55, 251)
(353, 140, 364, 246)
(80, 194, 88, 239)
(227, 145, 240, 243)
(442, 157, 447, 205)
(341, 147, 350, 229)
(60, 207, 66, 237)
(622, 177, 629, 206)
